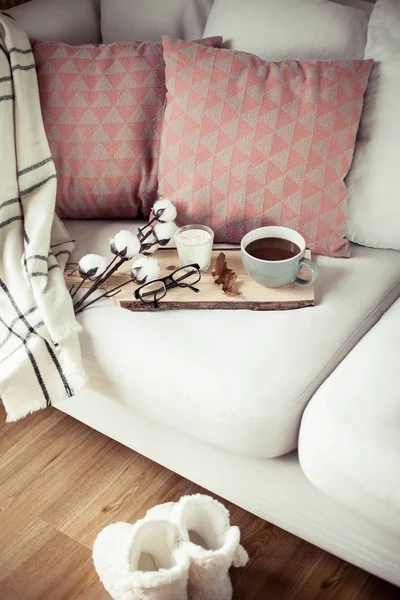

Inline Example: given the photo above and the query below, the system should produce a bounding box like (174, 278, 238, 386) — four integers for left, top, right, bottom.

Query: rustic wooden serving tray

(65, 248, 315, 311)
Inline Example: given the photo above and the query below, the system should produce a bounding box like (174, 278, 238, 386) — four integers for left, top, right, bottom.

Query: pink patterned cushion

(33, 37, 222, 218)
(159, 38, 373, 257)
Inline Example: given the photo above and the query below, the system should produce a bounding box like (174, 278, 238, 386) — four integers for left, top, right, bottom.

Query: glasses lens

(171, 266, 200, 287)
(138, 280, 166, 304)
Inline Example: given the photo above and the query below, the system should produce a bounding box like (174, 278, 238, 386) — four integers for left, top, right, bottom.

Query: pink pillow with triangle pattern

(159, 37, 373, 257)
(33, 37, 222, 219)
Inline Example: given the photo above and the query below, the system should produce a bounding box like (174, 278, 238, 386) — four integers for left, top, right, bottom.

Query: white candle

(175, 225, 214, 271)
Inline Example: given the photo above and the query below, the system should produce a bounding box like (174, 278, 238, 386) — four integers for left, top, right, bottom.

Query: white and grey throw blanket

(0, 14, 86, 421)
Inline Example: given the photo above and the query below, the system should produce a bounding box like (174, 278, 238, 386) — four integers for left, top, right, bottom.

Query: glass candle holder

(174, 224, 214, 271)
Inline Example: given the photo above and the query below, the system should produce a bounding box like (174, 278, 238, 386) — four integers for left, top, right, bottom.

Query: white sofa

(9, 0, 400, 587)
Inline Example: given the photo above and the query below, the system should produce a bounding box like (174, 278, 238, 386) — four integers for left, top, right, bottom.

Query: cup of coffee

(241, 226, 318, 288)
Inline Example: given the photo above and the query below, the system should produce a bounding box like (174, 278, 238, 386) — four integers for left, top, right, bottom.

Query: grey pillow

(100, 0, 214, 43)
(7, 0, 100, 45)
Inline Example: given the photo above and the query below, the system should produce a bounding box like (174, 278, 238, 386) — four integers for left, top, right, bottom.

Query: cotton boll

(131, 256, 160, 284)
(140, 230, 159, 255)
(78, 254, 108, 280)
(154, 222, 178, 247)
(137, 223, 153, 243)
(110, 230, 140, 260)
(152, 198, 177, 223)
(142, 242, 160, 255)
(145, 231, 157, 245)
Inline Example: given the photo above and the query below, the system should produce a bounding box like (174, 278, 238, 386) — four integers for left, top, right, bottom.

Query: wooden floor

(0, 405, 398, 600)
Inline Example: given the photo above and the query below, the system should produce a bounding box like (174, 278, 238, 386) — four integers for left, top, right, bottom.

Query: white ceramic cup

(241, 226, 318, 288)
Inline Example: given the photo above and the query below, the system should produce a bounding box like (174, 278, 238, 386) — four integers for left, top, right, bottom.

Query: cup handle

(293, 258, 318, 287)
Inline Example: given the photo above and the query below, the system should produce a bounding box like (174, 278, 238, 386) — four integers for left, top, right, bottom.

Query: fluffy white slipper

(145, 495, 249, 600)
(93, 518, 189, 600)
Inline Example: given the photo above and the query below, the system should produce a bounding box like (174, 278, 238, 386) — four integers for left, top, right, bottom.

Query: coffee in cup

(241, 226, 318, 288)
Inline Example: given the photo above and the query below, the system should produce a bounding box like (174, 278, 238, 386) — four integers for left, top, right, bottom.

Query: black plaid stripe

(44, 341, 73, 397)
(0, 306, 37, 350)
(48, 252, 60, 272)
(22, 256, 29, 278)
(0, 319, 45, 355)
(26, 267, 61, 278)
(24, 254, 59, 278)
(0, 75, 12, 83)
(9, 47, 32, 55)
(0, 94, 14, 102)
(51, 239, 76, 248)
(0, 196, 19, 210)
(0, 215, 22, 229)
(0, 279, 74, 402)
(54, 249, 71, 259)
(26, 254, 48, 262)
(0, 322, 52, 365)
(0, 331, 32, 365)
(11, 64, 35, 73)
(18, 157, 52, 177)
(0, 313, 50, 405)
(20, 174, 56, 197)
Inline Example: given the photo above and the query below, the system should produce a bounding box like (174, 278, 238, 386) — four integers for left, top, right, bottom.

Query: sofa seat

(66, 220, 400, 458)
(299, 297, 400, 535)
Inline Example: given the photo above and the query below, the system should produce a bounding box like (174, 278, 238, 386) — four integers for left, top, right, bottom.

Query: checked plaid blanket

(0, 13, 86, 421)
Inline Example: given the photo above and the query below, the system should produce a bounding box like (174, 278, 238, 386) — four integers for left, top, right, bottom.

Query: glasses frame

(134, 263, 201, 308)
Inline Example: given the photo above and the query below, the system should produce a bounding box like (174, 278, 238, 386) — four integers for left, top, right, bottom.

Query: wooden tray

(65, 249, 315, 311)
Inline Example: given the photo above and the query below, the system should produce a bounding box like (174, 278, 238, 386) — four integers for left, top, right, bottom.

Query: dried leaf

(212, 252, 241, 296)
(222, 272, 240, 296)
(212, 252, 227, 279)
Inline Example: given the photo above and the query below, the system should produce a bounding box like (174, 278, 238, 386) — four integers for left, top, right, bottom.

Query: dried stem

(72, 215, 164, 314)
(139, 215, 157, 233)
(70, 275, 87, 299)
(75, 278, 135, 315)
(73, 255, 124, 310)
(137, 216, 160, 243)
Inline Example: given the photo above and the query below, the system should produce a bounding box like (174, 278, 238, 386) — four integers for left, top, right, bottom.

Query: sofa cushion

(204, 0, 369, 61)
(159, 37, 373, 256)
(33, 37, 221, 219)
(101, 0, 214, 43)
(346, 0, 400, 251)
(66, 219, 400, 458)
(101, 0, 186, 43)
(7, 0, 100, 45)
(299, 297, 400, 535)
(182, 0, 215, 40)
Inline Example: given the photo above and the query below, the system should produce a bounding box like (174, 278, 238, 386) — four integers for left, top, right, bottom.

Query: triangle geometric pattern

(33, 37, 222, 219)
(159, 38, 373, 257)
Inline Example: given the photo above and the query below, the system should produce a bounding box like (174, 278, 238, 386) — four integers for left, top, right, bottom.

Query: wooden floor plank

(0, 404, 398, 600)
(44, 445, 176, 548)
(0, 518, 106, 600)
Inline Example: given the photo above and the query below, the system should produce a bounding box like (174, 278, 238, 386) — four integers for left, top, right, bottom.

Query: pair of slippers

(93, 494, 249, 600)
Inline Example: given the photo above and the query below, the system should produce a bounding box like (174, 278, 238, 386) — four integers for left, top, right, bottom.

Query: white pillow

(101, 0, 214, 43)
(7, 0, 100, 44)
(182, 0, 215, 40)
(101, 0, 186, 43)
(204, 0, 369, 60)
(346, 0, 400, 250)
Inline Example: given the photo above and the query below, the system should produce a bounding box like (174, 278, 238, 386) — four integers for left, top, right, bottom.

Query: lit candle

(174, 224, 214, 271)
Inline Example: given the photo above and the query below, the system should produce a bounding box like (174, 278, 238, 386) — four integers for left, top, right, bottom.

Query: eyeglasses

(134, 263, 201, 308)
